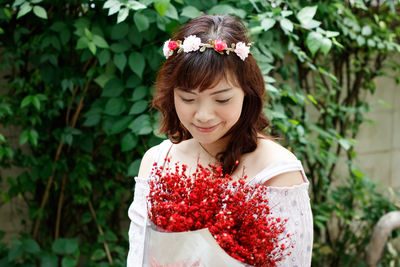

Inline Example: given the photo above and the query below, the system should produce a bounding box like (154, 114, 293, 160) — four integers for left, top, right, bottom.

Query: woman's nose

(194, 103, 214, 123)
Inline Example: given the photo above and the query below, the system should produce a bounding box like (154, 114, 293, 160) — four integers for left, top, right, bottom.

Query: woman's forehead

(176, 72, 239, 92)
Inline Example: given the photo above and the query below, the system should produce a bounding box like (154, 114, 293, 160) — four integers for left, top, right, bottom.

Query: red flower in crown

(213, 39, 228, 51)
(168, 40, 178, 50)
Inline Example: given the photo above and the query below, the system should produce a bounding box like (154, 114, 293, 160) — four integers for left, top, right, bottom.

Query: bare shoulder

(256, 138, 298, 163)
(137, 145, 159, 178)
(255, 138, 304, 187)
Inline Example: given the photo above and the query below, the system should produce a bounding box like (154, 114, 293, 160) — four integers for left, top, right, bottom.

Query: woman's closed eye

(216, 98, 231, 103)
(181, 97, 194, 103)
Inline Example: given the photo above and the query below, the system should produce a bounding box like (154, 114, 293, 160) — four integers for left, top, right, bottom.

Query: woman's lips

(194, 123, 219, 133)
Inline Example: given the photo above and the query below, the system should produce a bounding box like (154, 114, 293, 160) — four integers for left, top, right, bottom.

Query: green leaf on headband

(154, 0, 170, 17)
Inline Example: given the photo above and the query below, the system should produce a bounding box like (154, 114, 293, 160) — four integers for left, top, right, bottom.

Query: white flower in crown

(182, 35, 202, 52)
(163, 39, 171, 58)
(234, 42, 251, 61)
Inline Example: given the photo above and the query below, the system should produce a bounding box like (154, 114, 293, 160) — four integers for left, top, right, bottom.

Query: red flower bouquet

(145, 160, 293, 267)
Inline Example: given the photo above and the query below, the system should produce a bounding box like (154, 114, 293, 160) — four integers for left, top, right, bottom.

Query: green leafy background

(0, 0, 399, 266)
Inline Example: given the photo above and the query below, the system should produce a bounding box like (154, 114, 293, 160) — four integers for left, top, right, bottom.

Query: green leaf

(0, 133, 5, 143)
(301, 19, 321, 29)
(128, 1, 146, 10)
(98, 49, 111, 66)
(338, 139, 351, 150)
(21, 95, 32, 108)
(29, 129, 38, 146)
(127, 158, 141, 177)
(40, 253, 58, 267)
(129, 100, 148, 115)
(31, 95, 41, 110)
(281, 10, 293, 17)
(154, 0, 170, 16)
(325, 31, 340, 38)
(320, 38, 332, 55)
(76, 36, 89, 50)
(367, 39, 376, 47)
(102, 78, 124, 97)
(351, 169, 364, 179)
(128, 52, 145, 79)
(104, 97, 126, 116)
(361, 25, 372, 36)
(110, 40, 131, 53)
(164, 3, 178, 20)
(306, 31, 323, 56)
(297, 6, 317, 25)
(83, 114, 101, 127)
(110, 116, 133, 135)
(114, 53, 127, 72)
(117, 8, 129, 23)
(61, 257, 77, 267)
(132, 86, 148, 101)
(134, 12, 149, 32)
(93, 35, 109, 48)
(104, 0, 119, 9)
(261, 18, 276, 31)
(33, 5, 47, 19)
(181, 6, 202, 19)
(91, 249, 106, 261)
(52, 238, 78, 255)
(280, 18, 293, 32)
(129, 114, 152, 135)
(208, 5, 246, 18)
(81, 212, 92, 223)
(88, 42, 96, 55)
(8, 239, 23, 260)
(307, 94, 318, 105)
(104, 230, 118, 242)
(20, 130, 29, 145)
(23, 239, 40, 254)
(17, 3, 32, 19)
(111, 23, 129, 40)
(356, 35, 365, 46)
(85, 28, 93, 40)
(121, 133, 138, 152)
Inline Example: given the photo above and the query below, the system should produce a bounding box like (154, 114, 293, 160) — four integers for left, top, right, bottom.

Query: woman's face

(173, 75, 245, 147)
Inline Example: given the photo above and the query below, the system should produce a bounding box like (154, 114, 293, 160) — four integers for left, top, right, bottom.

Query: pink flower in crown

(182, 35, 202, 52)
(234, 42, 250, 61)
(213, 39, 228, 52)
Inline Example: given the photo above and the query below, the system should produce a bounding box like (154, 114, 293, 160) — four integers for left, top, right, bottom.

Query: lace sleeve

(127, 177, 150, 267)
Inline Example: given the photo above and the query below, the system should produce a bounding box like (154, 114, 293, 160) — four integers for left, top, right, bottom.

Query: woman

(128, 14, 313, 266)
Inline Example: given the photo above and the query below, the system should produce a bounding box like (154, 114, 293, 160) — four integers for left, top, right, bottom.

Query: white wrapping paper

(143, 220, 250, 267)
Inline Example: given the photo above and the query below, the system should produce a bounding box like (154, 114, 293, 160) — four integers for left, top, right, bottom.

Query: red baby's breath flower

(147, 161, 293, 266)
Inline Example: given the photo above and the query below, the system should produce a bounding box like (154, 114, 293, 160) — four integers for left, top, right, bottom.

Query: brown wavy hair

(153, 14, 270, 174)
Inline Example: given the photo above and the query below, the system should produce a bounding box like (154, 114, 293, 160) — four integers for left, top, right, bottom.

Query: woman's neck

(197, 135, 231, 160)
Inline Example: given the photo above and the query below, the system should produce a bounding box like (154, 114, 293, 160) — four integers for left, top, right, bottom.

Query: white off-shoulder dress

(127, 140, 313, 267)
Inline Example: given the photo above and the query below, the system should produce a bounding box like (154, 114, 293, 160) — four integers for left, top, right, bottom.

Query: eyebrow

(177, 88, 233, 95)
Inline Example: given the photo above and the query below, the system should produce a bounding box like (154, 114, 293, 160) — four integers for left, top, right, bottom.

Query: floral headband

(163, 35, 252, 61)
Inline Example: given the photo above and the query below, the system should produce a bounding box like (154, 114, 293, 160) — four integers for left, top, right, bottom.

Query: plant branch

(33, 58, 98, 240)
(87, 192, 114, 265)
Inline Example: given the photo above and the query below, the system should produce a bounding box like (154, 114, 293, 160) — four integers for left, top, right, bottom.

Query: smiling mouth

(194, 123, 220, 133)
